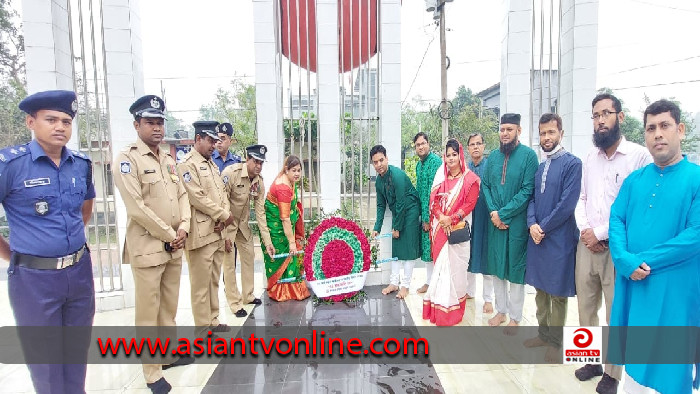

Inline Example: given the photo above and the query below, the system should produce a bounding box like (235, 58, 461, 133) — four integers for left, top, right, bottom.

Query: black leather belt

(13, 244, 88, 270)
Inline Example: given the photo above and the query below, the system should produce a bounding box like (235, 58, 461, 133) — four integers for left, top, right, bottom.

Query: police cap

(193, 120, 221, 141)
(129, 95, 166, 119)
(216, 122, 234, 137)
(246, 145, 267, 161)
(19, 90, 78, 118)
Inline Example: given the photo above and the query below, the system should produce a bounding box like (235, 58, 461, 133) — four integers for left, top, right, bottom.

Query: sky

(10, 0, 700, 124)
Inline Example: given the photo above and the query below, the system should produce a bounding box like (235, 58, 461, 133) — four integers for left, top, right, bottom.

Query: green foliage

(342, 116, 375, 191)
(199, 78, 257, 154)
(404, 154, 419, 185)
(401, 89, 499, 163)
(0, 0, 28, 147)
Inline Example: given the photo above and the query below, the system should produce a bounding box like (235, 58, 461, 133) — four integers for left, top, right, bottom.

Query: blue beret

(19, 90, 78, 118)
(193, 121, 220, 141)
(129, 95, 166, 119)
(500, 113, 521, 126)
(216, 122, 234, 136)
(246, 144, 267, 161)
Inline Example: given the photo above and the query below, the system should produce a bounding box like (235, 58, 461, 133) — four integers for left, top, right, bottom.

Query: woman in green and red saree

(262, 155, 310, 301)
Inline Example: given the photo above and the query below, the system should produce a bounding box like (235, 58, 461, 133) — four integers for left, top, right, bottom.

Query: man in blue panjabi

(609, 99, 700, 394)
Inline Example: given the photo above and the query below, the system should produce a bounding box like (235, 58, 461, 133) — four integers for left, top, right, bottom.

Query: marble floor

(0, 259, 647, 393)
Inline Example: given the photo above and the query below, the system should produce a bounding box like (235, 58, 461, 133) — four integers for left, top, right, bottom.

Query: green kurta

(415, 152, 443, 262)
(481, 144, 538, 284)
(373, 165, 422, 260)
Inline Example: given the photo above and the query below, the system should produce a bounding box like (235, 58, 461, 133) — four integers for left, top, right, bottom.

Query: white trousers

(466, 273, 494, 303)
(424, 260, 434, 285)
(493, 277, 525, 322)
(390, 259, 417, 288)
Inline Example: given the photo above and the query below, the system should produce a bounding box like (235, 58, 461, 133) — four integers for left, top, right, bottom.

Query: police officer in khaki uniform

(177, 120, 233, 334)
(221, 145, 274, 317)
(113, 95, 193, 394)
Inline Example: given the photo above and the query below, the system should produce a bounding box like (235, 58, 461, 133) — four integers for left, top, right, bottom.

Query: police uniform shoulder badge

(183, 171, 192, 183)
(120, 161, 131, 174)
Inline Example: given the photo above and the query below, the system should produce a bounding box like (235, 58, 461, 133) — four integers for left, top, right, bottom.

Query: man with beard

(481, 113, 538, 332)
(523, 113, 581, 362)
(413, 132, 442, 294)
(178, 121, 234, 335)
(573, 93, 651, 393)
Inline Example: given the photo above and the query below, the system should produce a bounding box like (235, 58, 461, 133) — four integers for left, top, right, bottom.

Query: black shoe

(147, 377, 172, 394)
(162, 355, 195, 370)
(248, 298, 262, 305)
(575, 364, 604, 381)
(235, 308, 248, 317)
(211, 323, 231, 332)
(595, 373, 619, 394)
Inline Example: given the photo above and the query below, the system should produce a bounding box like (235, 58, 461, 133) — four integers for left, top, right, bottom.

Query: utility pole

(439, 6, 448, 147)
(426, 0, 451, 146)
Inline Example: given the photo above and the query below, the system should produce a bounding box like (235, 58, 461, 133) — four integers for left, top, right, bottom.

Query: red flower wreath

(304, 217, 371, 302)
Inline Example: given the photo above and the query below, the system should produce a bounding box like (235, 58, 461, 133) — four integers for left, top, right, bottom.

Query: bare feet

(483, 302, 494, 314)
(396, 287, 409, 299)
(523, 336, 547, 348)
(382, 284, 399, 295)
(417, 284, 429, 294)
(544, 346, 560, 363)
(503, 320, 519, 336)
(488, 313, 507, 327)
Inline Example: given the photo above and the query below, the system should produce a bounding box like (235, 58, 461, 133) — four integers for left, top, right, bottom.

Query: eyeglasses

(468, 142, 484, 147)
(591, 110, 619, 120)
(414, 141, 428, 147)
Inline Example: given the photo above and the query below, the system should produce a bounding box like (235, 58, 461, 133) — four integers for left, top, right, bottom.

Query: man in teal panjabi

(413, 132, 442, 294)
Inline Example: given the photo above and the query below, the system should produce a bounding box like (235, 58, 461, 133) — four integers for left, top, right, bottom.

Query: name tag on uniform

(24, 178, 51, 188)
(144, 169, 156, 174)
(200, 166, 207, 170)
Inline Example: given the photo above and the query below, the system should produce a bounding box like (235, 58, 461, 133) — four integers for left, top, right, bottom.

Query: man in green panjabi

(413, 132, 442, 294)
(370, 145, 422, 299)
(481, 113, 538, 332)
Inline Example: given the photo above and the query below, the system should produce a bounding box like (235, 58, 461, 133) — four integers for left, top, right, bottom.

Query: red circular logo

(573, 328, 593, 348)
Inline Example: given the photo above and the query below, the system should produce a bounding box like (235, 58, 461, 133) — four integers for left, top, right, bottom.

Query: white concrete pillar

(500, 0, 533, 147)
(316, 0, 341, 213)
(559, 0, 598, 157)
(379, 0, 401, 166)
(253, 0, 284, 192)
(22, 0, 73, 92)
(22, 0, 75, 148)
(378, 0, 401, 279)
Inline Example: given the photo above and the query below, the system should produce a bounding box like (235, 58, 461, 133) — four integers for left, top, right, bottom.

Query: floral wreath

(304, 217, 371, 302)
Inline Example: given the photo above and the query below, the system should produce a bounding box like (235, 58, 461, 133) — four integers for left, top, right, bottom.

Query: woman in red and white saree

(423, 139, 480, 326)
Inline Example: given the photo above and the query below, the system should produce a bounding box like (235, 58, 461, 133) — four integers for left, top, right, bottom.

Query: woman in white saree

(422, 139, 480, 326)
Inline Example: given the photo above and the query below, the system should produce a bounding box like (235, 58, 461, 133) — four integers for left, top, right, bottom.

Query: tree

(452, 85, 479, 115)
(401, 89, 499, 180)
(199, 78, 257, 153)
(0, 0, 28, 147)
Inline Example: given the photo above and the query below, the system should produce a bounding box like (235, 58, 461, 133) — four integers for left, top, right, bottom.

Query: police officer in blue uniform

(0, 90, 96, 394)
(211, 122, 241, 173)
